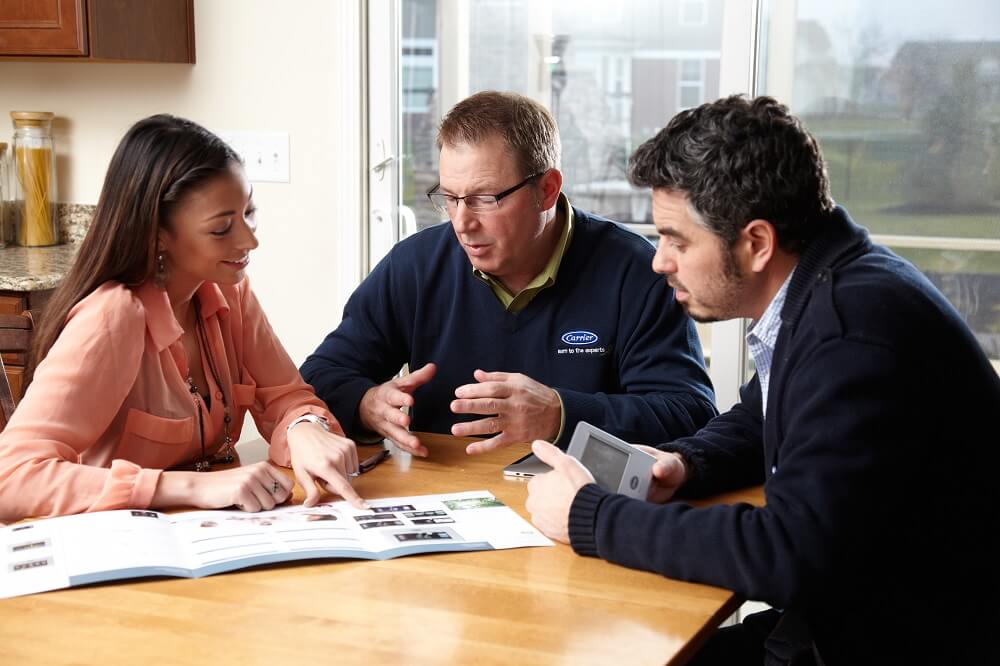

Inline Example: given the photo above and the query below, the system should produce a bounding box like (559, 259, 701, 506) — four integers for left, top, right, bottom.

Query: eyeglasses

(426, 172, 544, 216)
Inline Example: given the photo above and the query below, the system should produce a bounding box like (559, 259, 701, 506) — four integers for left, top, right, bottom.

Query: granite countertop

(0, 204, 93, 292)
(0, 243, 80, 291)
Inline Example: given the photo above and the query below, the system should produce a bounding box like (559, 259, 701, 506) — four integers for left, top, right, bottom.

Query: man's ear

(740, 219, 779, 274)
(536, 169, 563, 210)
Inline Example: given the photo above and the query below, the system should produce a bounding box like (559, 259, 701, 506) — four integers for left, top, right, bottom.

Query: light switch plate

(218, 130, 290, 183)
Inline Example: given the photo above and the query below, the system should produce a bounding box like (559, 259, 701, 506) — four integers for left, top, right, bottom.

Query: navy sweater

(569, 207, 1000, 664)
(301, 207, 716, 448)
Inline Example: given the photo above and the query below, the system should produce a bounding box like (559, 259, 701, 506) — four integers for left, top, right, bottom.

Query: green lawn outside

(807, 119, 1000, 275)
(803, 115, 1000, 358)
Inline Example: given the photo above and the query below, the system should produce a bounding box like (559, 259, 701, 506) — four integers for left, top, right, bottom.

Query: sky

(794, 0, 1000, 65)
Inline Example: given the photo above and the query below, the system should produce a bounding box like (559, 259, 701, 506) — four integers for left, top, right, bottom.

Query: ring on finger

(271, 481, 280, 495)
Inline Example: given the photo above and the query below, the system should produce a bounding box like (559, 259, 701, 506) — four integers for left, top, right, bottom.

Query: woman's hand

(286, 422, 369, 509)
(155, 462, 294, 511)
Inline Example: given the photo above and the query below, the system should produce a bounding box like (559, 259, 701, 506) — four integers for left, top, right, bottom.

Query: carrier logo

(561, 330, 599, 346)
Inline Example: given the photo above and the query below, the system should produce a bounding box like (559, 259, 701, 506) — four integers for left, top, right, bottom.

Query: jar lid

(11, 111, 55, 127)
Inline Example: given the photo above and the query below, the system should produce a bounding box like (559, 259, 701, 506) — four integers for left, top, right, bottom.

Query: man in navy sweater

(526, 96, 1000, 664)
(301, 91, 716, 457)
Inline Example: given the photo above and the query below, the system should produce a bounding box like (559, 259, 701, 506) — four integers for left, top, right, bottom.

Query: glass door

(367, 0, 760, 408)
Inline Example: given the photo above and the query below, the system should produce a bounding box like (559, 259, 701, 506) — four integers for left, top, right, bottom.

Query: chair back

(0, 312, 34, 431)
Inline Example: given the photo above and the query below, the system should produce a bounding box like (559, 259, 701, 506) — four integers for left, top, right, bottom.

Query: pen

(349, 448, 391, 478)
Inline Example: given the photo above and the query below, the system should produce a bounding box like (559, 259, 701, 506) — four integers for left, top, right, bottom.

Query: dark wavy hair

(628, 95, 833, 253)
(28, 114, 241, 384)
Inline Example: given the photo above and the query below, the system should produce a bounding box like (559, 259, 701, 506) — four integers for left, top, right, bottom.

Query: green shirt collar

(474, 193, 575, 313)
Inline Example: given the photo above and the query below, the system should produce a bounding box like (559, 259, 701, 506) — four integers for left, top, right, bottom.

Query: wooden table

(0, 433, 763, 665)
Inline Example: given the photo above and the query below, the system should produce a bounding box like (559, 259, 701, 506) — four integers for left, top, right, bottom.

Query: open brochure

(0, 490, 552, 599)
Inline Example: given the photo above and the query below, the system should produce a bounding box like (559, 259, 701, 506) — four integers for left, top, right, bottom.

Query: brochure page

(0, 491, 551, 599)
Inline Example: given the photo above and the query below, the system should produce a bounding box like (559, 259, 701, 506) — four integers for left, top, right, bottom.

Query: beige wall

(0, 0, 362, 370)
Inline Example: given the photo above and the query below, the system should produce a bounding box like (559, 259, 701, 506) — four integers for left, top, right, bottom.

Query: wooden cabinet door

(0, 294, 26, 316)
(4, 364, 22, 403)
(0, 294, 27, 366)
(89, 0, 194, 63)
(0, 0, 87, 56)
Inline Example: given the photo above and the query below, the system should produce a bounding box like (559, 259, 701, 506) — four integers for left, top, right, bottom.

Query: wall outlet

(218, 130, 290, 183)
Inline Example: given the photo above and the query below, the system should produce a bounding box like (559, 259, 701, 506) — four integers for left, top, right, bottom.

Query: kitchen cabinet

(0, 0, 194, 63)
(0, 289, 50, 403)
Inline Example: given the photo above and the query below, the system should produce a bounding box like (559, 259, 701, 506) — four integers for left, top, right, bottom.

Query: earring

(155, 251, 168, 287)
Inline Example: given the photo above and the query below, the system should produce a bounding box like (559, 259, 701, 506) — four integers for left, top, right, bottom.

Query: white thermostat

(566, 421, 656, 499)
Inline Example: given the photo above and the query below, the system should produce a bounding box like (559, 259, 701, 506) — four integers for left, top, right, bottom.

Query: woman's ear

(156, 227, 171, 255)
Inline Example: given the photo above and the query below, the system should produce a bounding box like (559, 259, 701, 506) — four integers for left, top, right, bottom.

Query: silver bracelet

(287, 414, 331, 433)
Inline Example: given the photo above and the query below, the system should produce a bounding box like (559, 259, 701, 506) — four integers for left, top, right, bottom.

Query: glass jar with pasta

(0, 141, 8, 248)
(10, 111, 59, 247)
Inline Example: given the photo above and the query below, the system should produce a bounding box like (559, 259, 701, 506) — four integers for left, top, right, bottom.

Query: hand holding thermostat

(632, 445, 688, 504)
(525, 440, 594, 544)
(525, 422, 662, 543)
(565, 422, 656, 499)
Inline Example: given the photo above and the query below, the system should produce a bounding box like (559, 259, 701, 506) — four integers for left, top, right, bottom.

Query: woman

(0, 115, 367, 522)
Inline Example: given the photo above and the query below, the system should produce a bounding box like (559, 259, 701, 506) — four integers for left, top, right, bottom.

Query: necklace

(186, 297, 234, 472)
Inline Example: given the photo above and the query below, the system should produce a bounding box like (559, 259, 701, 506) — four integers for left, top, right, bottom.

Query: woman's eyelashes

(210, 207, 257, 237)
(210, 222, 232, 237)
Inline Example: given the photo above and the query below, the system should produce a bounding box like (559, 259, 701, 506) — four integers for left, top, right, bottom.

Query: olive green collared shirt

(473, 193, 575, 313)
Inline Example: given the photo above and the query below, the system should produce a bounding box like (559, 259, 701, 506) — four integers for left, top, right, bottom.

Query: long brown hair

(28, 115, 241, 384)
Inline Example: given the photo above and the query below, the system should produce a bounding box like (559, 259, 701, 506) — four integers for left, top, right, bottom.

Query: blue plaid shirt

(746, 269, 796, 417)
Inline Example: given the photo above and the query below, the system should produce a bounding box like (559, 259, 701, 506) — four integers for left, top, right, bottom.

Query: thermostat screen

(580, 437, 629, 490)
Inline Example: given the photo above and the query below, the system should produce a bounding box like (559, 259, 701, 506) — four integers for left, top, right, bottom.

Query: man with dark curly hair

(526, 95, 1000, 665)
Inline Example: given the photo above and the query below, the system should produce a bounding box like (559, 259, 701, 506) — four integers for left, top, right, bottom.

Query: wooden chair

(0, 312, 33, 431)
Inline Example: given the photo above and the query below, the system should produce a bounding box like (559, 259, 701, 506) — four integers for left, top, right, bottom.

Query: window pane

(680, 0, 707, 27)
(679, 84, 703, 109)
(405, 67, 434, 88)
(761, 0, 1000, 367)
(400, 0, 725, 233)
(680, 58, 702, 81)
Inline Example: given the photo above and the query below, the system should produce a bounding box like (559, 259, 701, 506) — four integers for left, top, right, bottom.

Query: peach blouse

(0, 278, 339, 521)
